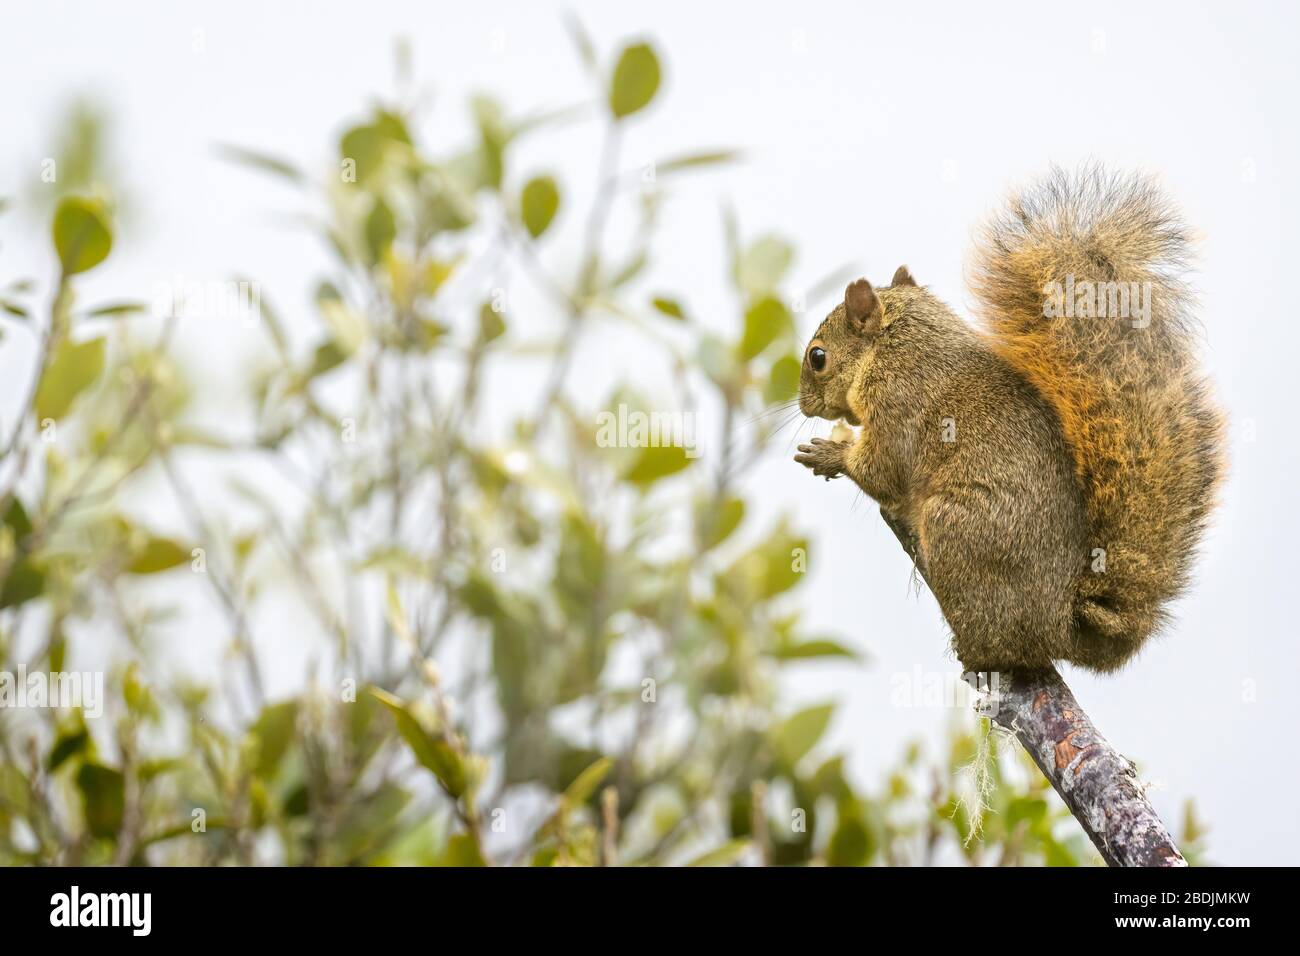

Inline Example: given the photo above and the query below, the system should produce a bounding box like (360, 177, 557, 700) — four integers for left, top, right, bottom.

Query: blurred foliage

(22, 98, 126, 223)
(0, 27, 1158, 867)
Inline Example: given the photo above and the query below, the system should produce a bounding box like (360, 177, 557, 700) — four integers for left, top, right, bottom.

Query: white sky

(2, 0, 1297, 863)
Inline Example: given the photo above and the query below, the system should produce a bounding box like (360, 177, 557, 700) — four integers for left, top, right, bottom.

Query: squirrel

(794, 166, 1225, 673)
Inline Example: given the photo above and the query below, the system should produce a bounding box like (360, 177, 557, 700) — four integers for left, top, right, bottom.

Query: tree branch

(879, 507, 1186, 868)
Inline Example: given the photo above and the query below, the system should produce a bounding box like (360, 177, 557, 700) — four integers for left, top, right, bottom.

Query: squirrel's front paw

(794, 438, 849, 480)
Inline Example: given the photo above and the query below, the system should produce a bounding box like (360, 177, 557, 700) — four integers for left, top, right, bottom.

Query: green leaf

(372, 109, 412, 146)
(437, 832, 486, 867)
(650, 296, 686, 320)
(736, 234, 794, 298)
(608, 252, 648, 290)
(686, 838, 750, 867)
(35, 336, 105, 420)
(236, 276, 288, 358)
(3, 498, 33, 538)
(764, 354, 801, 404)
(0, 559, 44, 609)
(307, 340, 347, 379)
(126, 536, 189, 574)
(773, 703, 835, 767)
(772, 639, 860, 662)
(1044, 838, 1080, 867)
(827, 804, 872, 866)
(84, 301, 146, 319)
(739, 296, 791, 361)
(622, 444, 691, 487)
(654, 149, 742, 176)
(511, 104, 588, 140)
(170, 425, 233, 449)
(478, 302, 506, 344)
(137, 757, 185, 785)
(122, 663, 158, 720)
(811, 755, 853, 802)
(699, 496, 745, 549)
(369, 814, 439, 866)
(733, 523, 809, 599)
(318, 291, 368, 354)
(562, 756, 613, 808)
(520, 175, 560, 238)
(47, 716, 91, 772)
(369, 688, 466, 798)
(383, 583, 418, 652)
(52, 196, 112, 275)
(469, 96, 508, 191)
(340, 124, 381, 171)
(424, 258, 459, 298)
(215, 144, 305, 184)
(355, 547, 427, 578)
(331, 782, 411, 863)
(697, 333, 737, 391)
(609, 43, 661, 118)
(457, 573, 500, 617)
(248, 700, 299, 779)
(364, 199, 396, 265)
(76, 763, 125, 839)
(338, 117, 408, 185)
(563, 11, 599, 77)
(1005, 795, 1050, 832)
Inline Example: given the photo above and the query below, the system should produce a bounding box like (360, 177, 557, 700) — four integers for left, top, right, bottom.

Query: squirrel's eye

(809, 347, 827, 371)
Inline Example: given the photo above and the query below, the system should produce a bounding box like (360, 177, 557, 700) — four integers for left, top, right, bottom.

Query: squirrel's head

(798, 266, 917, 423)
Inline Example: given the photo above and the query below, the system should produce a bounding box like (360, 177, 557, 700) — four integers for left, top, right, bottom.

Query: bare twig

(600, 785, 619, 866)
(154, 439, 266, 710)
(532, 121, 622, 425)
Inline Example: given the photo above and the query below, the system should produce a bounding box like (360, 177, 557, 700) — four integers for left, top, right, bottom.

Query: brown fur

(795, 166, 1225, 673)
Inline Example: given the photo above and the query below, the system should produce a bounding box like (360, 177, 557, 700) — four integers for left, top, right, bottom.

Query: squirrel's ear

(844, 278, 883, 333)
(891, 265, 917, 287)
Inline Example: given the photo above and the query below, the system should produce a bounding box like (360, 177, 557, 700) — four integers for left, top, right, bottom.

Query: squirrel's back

(968, 166, 1226, 671)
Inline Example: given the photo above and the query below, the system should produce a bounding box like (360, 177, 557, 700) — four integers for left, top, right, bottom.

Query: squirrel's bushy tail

(969, 165, 1225, 671)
